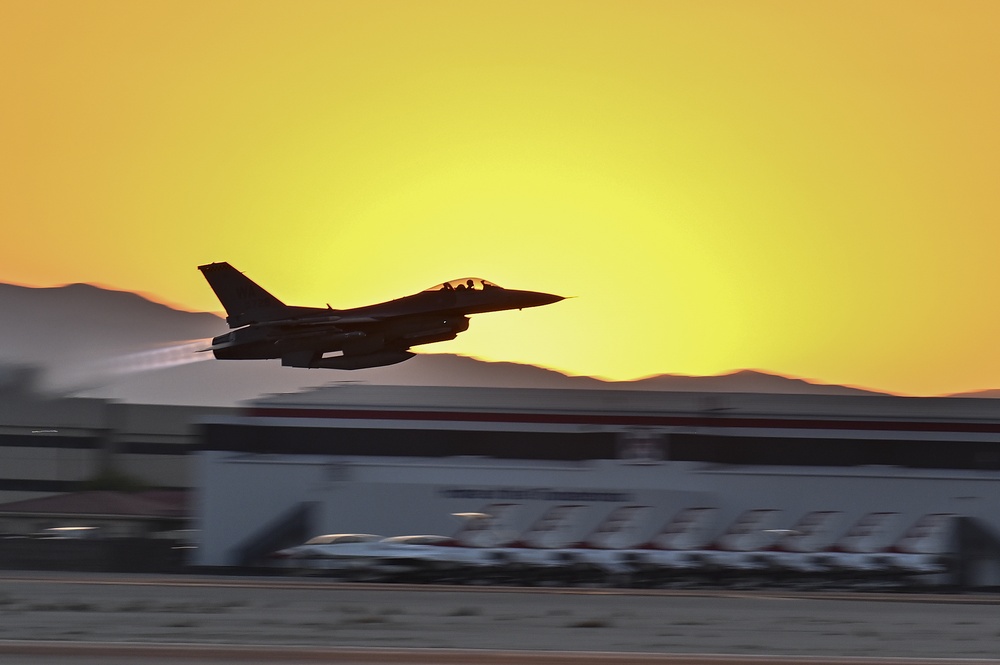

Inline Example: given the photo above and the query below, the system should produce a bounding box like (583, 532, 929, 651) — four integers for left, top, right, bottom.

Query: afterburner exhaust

(59, 339, 213, 395)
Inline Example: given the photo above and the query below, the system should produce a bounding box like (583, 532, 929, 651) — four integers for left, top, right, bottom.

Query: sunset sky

(2, 1, 998, 396)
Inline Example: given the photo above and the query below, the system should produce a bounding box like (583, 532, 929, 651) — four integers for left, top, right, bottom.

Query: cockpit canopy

(424, 278, 502, 292)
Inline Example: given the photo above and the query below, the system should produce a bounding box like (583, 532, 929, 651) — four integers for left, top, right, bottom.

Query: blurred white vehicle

(812, 512, 954, 583)
(536, 505, 652, 583)
(269, 533, 383, 574)
(365, 534, 457, 579)
(748, 511, 844, 578)
(618, 507, 719, 583)
(696, 508, 782, 576)
(808, 512, 900, 578)
(490, 504, 587, 576)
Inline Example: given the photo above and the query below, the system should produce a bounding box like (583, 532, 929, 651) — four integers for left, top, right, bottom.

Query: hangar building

(196, 385, 1000, 585)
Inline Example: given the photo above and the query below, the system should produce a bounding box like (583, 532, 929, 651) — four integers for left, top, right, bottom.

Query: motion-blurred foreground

(267, 508, 958, 591)
(4, 370, 1000, 591)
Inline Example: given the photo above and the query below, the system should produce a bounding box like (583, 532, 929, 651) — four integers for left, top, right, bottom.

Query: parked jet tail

(452, 503, 521, 548)
(198, 262, 288, 328)
(582, 505, 651, 549)
(514, 504, 586, 549)
(891, 513, 956, 555)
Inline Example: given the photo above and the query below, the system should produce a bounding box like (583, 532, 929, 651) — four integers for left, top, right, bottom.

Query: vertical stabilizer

(834, 512, 898, 553)
(774, 511, 842, 553)
(452, 503, 520, 548)
(585, 505, 650, 549)
(518, 505, 585, 549)
(651, 507, 718, 550)
(198, 262, 287, 328)
(715, 509, 781, 552)
(893, 513, 956, 554)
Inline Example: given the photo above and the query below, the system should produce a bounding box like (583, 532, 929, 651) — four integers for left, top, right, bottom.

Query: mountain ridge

(0, 281, 926, 406)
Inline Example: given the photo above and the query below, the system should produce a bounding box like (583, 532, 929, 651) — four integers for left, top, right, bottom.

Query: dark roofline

(246, 407, 1000, 435)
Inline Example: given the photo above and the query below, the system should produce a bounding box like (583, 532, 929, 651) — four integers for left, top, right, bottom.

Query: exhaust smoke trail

(59, 339, 214, 395)
(88, 339, 213, 378)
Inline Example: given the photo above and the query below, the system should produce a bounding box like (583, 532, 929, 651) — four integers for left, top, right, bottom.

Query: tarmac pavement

(1, 573, 998, 663)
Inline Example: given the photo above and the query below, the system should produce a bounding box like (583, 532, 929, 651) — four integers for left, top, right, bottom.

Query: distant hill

(945, 388, 1000, 399)
(0, 282, 226, 392)
(0, 283, 224, 359)
(0, 282, 885, 406)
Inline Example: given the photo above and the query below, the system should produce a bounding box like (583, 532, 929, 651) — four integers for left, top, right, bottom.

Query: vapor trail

(58, 339, 214, 395)
(89, 339, 213, 378)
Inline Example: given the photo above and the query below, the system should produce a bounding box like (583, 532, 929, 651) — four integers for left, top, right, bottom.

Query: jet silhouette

(198, 262, 564, 369)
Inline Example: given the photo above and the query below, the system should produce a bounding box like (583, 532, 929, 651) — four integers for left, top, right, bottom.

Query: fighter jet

(198, 262, 564, 369)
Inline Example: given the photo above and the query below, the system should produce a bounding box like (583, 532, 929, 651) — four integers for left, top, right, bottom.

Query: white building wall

(194, 452, 330, 566)
(195, 451, 1000, 567)
(311, 458, 714, 546)
(115, 454, 190, 487)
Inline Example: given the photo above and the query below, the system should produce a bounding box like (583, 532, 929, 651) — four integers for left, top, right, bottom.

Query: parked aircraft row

(268, 506, 955, 588)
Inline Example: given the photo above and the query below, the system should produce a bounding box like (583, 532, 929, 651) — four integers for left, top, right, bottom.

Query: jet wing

(298, 315, 384, 325)
(257, 315, 384, 329)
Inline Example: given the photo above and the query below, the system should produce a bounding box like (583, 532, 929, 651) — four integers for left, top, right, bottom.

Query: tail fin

(452, 503, 520, 548)
(198, 262, 287, 328)
(714, 508, 780, 552)
(773, 510, 841, 553)
(650, 507, 718, 550)
(833, 511, 898, 553)
(585, 505, 650, 549)
(517, 504, 585, 548)
(892, 513, 955, 554)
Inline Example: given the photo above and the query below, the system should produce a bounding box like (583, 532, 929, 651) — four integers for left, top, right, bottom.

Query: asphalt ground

(1, 573, 999, 663)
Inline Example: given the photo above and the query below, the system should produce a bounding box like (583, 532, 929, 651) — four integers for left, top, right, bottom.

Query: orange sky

(2, 1, 999, 396)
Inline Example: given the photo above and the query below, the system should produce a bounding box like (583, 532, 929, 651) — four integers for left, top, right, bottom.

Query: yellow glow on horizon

(2, 1, 999, 396)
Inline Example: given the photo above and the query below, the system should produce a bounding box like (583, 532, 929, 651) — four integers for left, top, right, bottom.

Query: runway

(7, 642, 1000, 665)
(1, 572, 998, 664)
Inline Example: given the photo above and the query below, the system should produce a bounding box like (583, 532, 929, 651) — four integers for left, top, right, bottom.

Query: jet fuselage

(199, 265, 563, 370)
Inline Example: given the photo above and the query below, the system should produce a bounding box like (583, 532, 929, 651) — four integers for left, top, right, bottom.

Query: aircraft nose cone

(519, 290, 565, 308)
(536, 292, 565, 306)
